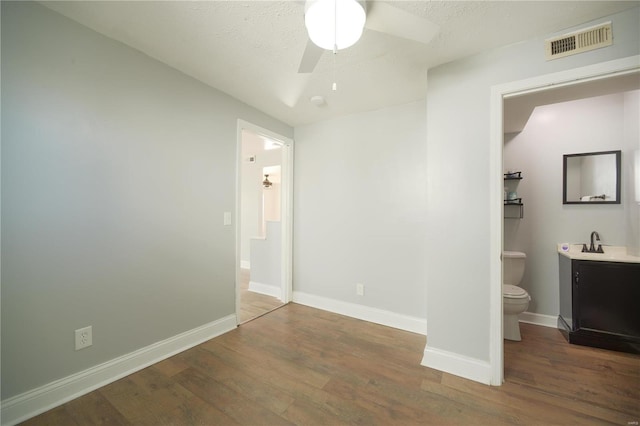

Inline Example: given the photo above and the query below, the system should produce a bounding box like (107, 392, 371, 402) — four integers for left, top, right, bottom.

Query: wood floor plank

(216, 321, 374, 386)
(174, 367, 294, 426)
(280, 398, 349, 426)
(365, 373, 500, 425)
(175, 347, 296, 415)
(160, 394, 242, 426)
(321, 378, 419, 425)
(20, 406, 79, 426)
(153, 356, 191, 378)
(63, 389, 131, 426)
(239, 268, 283, 323)
(200, 338, 386, 425)
(97, 377, 162, 425)
(232, 303, 433, 390)
(22, 304, 640, 426)
(204, 335, 332, 390)
(505, 349, 639, 416)
(424, 374, 605, 426)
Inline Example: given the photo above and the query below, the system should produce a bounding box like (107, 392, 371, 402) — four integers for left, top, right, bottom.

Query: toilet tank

(503, 251, 526, 285)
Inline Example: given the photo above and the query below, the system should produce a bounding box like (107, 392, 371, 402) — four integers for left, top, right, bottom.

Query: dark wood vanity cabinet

(558, 255, 640, 354)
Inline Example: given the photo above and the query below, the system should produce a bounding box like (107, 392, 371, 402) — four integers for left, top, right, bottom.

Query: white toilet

(503, 251, 531, 341)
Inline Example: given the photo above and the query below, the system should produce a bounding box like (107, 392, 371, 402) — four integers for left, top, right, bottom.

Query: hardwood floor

(238, 268, 283, 324)
(23, 304, 639, 425)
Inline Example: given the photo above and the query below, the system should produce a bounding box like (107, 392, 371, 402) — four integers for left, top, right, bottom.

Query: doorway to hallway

(236, 121, 293, 324)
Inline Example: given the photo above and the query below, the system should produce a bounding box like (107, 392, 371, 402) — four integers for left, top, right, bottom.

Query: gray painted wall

(293, 100, 428, 319)
(623, 91, 640, 256)
(504, 91, 639, 317)
(250, 221, 282, 291)
(1, 1, 291, 399)
(425, 7, 639, 362)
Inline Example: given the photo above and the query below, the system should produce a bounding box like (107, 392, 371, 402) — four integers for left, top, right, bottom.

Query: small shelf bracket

(504, 200, 524, 219)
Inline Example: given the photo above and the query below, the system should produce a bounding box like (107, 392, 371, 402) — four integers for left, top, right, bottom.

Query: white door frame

(236, 120, 294, 322)
(489, 55, 640, 385)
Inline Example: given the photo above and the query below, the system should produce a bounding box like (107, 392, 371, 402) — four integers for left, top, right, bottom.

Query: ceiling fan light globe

(305, 0, 366, 51)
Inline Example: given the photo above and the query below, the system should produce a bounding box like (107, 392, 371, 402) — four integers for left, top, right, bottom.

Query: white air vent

(545, 22, 612, 61)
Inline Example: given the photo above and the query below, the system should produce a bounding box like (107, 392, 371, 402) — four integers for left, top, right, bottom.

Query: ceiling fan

(298, 0, 440, 73)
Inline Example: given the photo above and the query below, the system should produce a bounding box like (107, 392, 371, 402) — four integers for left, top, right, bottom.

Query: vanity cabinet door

(558, 255, 574, 329)
(575, 261, 640, 338)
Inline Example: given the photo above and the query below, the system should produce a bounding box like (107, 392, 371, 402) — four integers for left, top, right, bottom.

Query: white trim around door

(235, 120, 294, 323)
(489, 55, 640, 386)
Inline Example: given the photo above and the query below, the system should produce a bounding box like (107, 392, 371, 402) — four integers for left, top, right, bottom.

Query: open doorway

(490, 56, 639, 385)
(236, 121, 293, 324)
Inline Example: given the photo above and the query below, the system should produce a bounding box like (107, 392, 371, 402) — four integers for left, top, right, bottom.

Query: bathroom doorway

(490, 56, 639, 384)
(236, 120, 293, 324)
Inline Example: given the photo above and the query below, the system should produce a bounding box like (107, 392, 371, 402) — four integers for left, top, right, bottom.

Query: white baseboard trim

(248, 281, 281, 299)
(292, 291, 427, 335)
(240, 260, 250, 269)
(0, 315, 237, 426)
(421, 346, 492, 385)
(519, 311, 558, 328)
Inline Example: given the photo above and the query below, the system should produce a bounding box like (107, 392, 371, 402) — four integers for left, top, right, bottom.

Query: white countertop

(557, 244, 640, 263)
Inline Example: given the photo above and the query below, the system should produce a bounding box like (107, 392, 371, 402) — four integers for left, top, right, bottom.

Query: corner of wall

(421, 346, 493, 385)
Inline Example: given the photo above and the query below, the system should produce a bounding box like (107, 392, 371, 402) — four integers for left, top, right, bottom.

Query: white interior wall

(424, 6, 639, 375)
(1, 1, 292, 401)
(504, 92, 637, 317)
(293, 100, 428, 320)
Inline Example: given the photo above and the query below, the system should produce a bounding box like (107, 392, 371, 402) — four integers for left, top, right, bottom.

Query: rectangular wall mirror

(563, 150, 621, 204)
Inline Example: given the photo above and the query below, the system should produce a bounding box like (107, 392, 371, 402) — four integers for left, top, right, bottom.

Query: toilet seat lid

(503, 284, 528, 298)
(503, 251, 526, 259)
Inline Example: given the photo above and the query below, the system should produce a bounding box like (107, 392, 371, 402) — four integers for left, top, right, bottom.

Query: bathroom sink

(557, 244, 640, 263)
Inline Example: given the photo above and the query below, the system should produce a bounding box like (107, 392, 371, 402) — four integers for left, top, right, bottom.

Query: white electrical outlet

(75, 326, 93, 350)
(356, 283, 365, 296)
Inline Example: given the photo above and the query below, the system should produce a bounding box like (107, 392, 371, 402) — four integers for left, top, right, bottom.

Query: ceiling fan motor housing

(304, 0, 367, 50)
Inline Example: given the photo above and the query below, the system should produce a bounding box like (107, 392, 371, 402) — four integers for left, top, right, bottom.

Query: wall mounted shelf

(504, 171, 522, 180)
(504, 172, 524, 219)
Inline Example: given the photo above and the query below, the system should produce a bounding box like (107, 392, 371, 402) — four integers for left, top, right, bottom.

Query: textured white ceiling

(42, 1, 638, 126)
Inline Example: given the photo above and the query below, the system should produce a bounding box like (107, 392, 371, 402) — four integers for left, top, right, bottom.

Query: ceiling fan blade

(277, 74, 312, 108)
(298, 39, 325, 73)
(365, 1, 439, 45)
